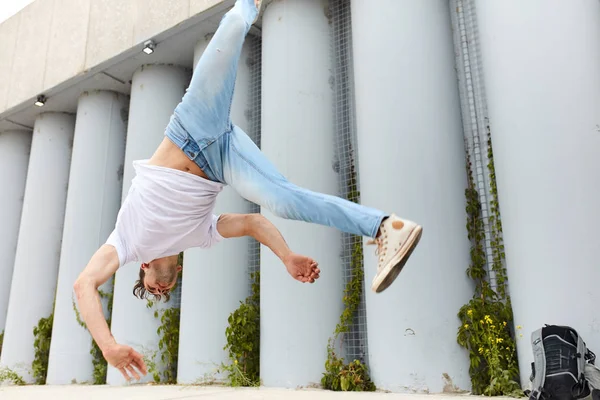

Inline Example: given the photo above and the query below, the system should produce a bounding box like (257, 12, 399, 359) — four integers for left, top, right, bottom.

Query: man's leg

(170, 0, 259, 148)
(221, 126, 423, 293)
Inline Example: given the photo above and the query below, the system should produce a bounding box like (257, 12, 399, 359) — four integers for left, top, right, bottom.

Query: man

(74, 0, 423, 382)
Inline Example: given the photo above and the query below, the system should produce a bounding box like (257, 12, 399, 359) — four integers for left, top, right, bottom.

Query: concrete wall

(475, 0, 600, 386)
(0, 0, 228, 115)
(259, 0, 344, 388)
(2, 0, 598, 393)
(351, 0, 472, 392)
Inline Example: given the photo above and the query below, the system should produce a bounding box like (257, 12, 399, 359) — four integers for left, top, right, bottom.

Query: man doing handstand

(74, 0, 422, 383)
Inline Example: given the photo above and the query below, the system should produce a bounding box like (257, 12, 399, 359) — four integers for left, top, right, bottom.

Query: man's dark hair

(132, 266, 171, 302)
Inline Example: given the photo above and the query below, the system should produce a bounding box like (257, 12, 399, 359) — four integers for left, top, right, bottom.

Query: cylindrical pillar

(107, 65, 190, 385)
(46, 91, 129, 384)
(0, 130, 32, 332)
(351, 0, 472, 393)
(0, 113, 75, 383)
(475, 0, 600, 385)
(260, 0, 343, 387)
(177, 37, 253, 384)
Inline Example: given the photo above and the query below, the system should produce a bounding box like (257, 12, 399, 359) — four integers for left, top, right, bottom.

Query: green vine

(72, 284, 114, 384)
(321, 158, 375, 392)
(486, 125, 508, 300)
(32, 311, 54, 384)
(146, 252, 183, 384)
(0, 330, 25, 385)
(153, 306, 180, 383)
(220, 270, 260, 387)
(0, 366, 26, 386)
(144, 300, 161, 382)
(456, 133, 521, 397)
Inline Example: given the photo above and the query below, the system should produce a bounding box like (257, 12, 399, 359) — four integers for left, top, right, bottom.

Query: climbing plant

(220, 270, 260, 387)
(146, 251, 184, 384)
(32, 311, 54, 384)
(456, 132, 522, 397)
(321, 157, 375, 392)
(321, 239, 375, 392)
(152, 304, 180, 384)
(72, 285, 114, 384)
(486, 125, 509, 300)
(0, 367, 25, 386)
(0, 329, 26, 385)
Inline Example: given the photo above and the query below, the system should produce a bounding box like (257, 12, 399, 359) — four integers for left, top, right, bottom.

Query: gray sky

(0, 0, 35, 24)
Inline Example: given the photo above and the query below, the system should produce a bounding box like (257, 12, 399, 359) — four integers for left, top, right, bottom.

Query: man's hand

(283, 253, 320, 283)
(103, 343, 147, 382)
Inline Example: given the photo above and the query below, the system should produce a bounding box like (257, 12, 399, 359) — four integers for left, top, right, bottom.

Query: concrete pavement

(0, 385, 490, 400)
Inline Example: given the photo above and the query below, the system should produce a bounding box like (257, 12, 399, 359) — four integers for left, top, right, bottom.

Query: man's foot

(368, 214, 423, 293)
(283, 253, 320, 284)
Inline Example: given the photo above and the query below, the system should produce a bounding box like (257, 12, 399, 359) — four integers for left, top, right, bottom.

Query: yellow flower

(517, 325, 523, 330)
(234, 360, 238, 365)
(464, 324, 469, 329)
(503, 321, 507, 327)
(496, 338, 504, 343)
(484, 315, 493, 324)
(478, 347, 484, 354)
(491, 325, 496, 329)
(467, 309, 473, 316)
(480, 320, 484, 324)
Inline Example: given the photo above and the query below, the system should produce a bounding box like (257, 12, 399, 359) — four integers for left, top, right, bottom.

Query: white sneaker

(368, 214, 423, 293)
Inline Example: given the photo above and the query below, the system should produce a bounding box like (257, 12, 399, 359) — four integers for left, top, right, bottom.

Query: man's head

(132, 255, 182, 302)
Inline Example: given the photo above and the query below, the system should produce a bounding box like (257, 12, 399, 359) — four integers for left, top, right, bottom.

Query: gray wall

(0, 0, 228, 115)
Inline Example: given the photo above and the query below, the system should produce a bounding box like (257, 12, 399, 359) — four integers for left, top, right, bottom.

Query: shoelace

(367, 236, 387, 265)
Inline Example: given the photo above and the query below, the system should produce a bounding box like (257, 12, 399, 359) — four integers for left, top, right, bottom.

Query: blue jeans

(165, 0, 386, 238)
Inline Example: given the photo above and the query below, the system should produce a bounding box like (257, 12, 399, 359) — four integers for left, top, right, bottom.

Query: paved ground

(0, 385, 485, 400)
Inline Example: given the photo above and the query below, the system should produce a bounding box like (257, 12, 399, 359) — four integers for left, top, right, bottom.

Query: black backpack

(527, 325, 598, 400)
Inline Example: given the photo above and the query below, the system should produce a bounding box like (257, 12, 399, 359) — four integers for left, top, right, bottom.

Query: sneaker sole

(371, 225, 423, 293)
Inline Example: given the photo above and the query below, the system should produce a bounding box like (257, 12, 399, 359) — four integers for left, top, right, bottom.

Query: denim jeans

(165, 0, 386, 238)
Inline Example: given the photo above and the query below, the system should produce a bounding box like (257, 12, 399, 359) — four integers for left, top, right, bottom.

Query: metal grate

(330, 0, 368, 364)
(246, 33, 262, 279)
(451, 0, 502, 290)
(171, 254, 184, 306)
(171, 270, 183, 306)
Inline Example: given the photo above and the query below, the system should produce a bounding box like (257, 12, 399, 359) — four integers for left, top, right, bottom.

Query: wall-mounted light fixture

(143, 39, 156, 55)
(35, 95, 47, 107)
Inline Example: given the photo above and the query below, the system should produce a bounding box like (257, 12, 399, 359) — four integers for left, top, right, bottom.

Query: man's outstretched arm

(73, 245, 147, 381)
(216, 213, 320, 283)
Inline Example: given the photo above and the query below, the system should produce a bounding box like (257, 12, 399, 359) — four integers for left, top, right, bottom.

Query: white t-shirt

(106, 160, 224, 267)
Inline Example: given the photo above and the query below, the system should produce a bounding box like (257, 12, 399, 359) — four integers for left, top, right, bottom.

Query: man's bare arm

(73, 245, 147, 380)
(216, 213, 320, 283)
(73, 245, 119, 350)
(217, 213, 292, 260)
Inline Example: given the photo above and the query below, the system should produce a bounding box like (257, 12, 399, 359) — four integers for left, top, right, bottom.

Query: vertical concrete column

(0, 113, 75, 383)
(475, 0, 600, 385)
(260, 0, 343, 387)
(46, 91, 129, 384)
(107, 65, 190, 385)
(351, 0, 472, 393)
(177, 37, 253, 384)
(0, 130, 32, 333)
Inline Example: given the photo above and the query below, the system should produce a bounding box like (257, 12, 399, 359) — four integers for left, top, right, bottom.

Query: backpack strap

(572, 329, 592, 399)
(530, 328, 546, 400)
(585, 363, 600, 391)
